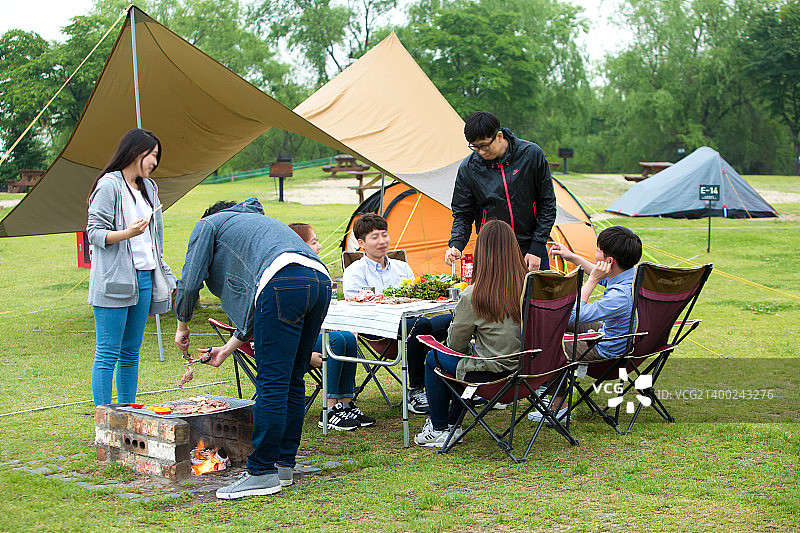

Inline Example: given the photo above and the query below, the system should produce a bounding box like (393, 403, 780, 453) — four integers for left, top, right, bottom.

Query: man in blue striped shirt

(549, 225, 642, 360)
(529, 225, 642, 423)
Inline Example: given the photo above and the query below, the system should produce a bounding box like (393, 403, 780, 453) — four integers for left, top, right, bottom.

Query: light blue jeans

(91, 270, 152, 406)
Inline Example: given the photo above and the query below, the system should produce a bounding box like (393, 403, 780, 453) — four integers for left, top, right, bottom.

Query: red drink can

(461, 252, 473, 283)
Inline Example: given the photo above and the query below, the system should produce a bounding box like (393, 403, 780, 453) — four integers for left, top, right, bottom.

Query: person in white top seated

(342, 213, 451, 415)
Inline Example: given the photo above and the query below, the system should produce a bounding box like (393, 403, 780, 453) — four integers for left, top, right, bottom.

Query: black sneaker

(318, 403, 359, 431)
(346, 402, 376, 427)
(408, 387, 430, 414)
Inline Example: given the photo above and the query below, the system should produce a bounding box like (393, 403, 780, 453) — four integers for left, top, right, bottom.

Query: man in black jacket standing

(444, 111, 557, 271)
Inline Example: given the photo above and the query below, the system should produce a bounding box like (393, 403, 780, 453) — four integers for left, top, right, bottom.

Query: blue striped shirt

(569, 267, 635, 358)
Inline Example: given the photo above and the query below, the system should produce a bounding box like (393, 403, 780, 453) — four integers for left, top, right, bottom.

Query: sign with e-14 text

(699, 184, 720, 201)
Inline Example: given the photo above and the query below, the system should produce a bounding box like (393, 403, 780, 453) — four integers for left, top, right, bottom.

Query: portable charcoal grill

(96, 395, 254, 480)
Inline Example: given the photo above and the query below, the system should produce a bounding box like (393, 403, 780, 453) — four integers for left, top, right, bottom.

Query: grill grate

(119, 395, 254, 418)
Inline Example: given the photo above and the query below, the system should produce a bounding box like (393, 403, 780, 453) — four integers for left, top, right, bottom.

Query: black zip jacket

(449, 128, 557, 257)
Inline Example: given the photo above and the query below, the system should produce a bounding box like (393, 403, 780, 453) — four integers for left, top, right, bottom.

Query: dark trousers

(532, 248, 550, 271)
(405, 314, 452, 389)
(424, 349, 464, 431)
(248, 265, 331, 474)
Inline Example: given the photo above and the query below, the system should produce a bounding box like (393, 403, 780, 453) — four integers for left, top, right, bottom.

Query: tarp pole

(130, 8, 142, 128)
(379, 173, 385, 216)
(131, 7, 165, 363)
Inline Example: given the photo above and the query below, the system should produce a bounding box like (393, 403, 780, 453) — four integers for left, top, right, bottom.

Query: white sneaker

(448, 424, 466, 444)
(414, 418, 449, 448)
(528, 405, 568, 424)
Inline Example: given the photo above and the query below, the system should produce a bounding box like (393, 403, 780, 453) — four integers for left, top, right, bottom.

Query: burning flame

(190, 440, 229, 475)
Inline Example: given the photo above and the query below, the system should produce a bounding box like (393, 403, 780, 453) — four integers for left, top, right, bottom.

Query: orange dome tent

(341, 179, 596, 276)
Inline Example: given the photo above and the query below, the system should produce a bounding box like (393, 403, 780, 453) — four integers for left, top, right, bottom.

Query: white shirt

(342, 255, 414, 297)
(255, 252, 331, 304)
(127, 187, 156, 270)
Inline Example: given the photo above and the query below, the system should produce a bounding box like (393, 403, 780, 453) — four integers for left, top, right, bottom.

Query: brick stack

(95, 404, 192, 480)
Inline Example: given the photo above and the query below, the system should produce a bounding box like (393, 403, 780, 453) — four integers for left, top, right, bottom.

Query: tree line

(1, 0, 798, 185)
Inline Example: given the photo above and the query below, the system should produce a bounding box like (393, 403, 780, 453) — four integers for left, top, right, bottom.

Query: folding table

(320, 299, 458, 447)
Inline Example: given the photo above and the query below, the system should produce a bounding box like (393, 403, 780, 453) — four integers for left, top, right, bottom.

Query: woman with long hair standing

(86, 128, 175, 406)
(415, 219, 527, 447)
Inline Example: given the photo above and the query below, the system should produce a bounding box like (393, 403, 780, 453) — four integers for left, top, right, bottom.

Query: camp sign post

(699, 184, 720, 252)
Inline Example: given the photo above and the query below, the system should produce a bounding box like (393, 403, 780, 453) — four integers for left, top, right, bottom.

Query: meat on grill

(170, 398, 230, 415)
(178, 366, 194, 388)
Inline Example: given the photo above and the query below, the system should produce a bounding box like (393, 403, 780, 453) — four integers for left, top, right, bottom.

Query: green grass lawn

(0, 173, 798, 532)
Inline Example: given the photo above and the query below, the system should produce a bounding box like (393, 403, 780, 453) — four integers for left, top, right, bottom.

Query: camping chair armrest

(672, 318, 702, 345)
(208, 318, 255, 356)
(598, 331, 648, 344)
(563, 331, 604, 343)
(416, 334, 540, 366)
(208, 317, 236, 335)
(563, 331, 604, 363)
(570, 331, 647, 363)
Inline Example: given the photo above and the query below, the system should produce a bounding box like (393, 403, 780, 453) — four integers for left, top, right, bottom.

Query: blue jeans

(91, 269, 153, 407)
(249, 265, 331, 474)
(425, 349, 464, 431)
(313, 331, 357, 400)
(406, 314, 452, 389)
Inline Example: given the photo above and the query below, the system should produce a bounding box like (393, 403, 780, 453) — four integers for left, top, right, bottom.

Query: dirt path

(280, 179, 361, 205)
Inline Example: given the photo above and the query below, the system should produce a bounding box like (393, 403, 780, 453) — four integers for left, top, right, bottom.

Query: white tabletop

(322, 300, 457, 338)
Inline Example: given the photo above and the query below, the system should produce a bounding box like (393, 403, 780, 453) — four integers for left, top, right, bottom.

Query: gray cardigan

(447, 285, 523, 380)
(86, 171, 175, 311)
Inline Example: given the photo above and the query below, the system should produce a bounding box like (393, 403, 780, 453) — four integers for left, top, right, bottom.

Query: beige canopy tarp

(294, 33, 469, 207)
(0, 7, 391, 237)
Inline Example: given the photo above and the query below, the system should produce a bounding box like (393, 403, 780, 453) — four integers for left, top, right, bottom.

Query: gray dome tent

(607, 147, 777, 219)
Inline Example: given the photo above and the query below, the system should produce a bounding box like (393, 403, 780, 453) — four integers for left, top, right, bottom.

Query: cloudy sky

(0, 0, 632, 66)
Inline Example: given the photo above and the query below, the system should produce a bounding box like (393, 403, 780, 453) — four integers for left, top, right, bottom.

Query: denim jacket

(86, 171, 175, 310)
(174, 198, 326, 341)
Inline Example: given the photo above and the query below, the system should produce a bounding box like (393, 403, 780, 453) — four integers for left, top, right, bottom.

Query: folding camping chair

(566, 262, 713, 434)
(417, 269, 599, 463)
(207, 318, 323, 417)
(341, 249, 408, 407)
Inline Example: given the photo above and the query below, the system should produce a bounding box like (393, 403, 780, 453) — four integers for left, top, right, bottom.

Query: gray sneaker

(216, 473, 281, 499)
(276, 465, 294, 487)
(408, 387, 430, 414)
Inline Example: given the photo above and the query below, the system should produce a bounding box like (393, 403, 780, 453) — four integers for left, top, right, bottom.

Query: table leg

(400, 319, 409, 447)
(321, 329, 329, 435)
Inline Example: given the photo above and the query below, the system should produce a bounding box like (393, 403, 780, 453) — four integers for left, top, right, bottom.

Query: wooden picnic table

(348, 171, 384, 203)
(322, 154, 370, 178)
(624, 161, 673, 182)
(6, 169, 44, 193)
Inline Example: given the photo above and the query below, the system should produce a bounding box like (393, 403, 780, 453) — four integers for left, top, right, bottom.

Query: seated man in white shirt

(343, 213, 451, 414)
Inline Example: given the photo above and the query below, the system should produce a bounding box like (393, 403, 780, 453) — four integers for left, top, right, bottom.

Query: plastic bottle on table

(461, 252, 473, 283)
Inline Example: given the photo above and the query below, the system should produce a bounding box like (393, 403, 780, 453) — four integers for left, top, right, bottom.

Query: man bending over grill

(174, 198, 331, 499)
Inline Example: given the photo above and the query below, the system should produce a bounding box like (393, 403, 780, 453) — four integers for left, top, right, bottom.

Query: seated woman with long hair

(414, 220, 527, 447)
(288, 223, 375, 432)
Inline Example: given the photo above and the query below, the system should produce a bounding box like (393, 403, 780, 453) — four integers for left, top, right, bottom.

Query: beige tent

(294, 34, 469, 207)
